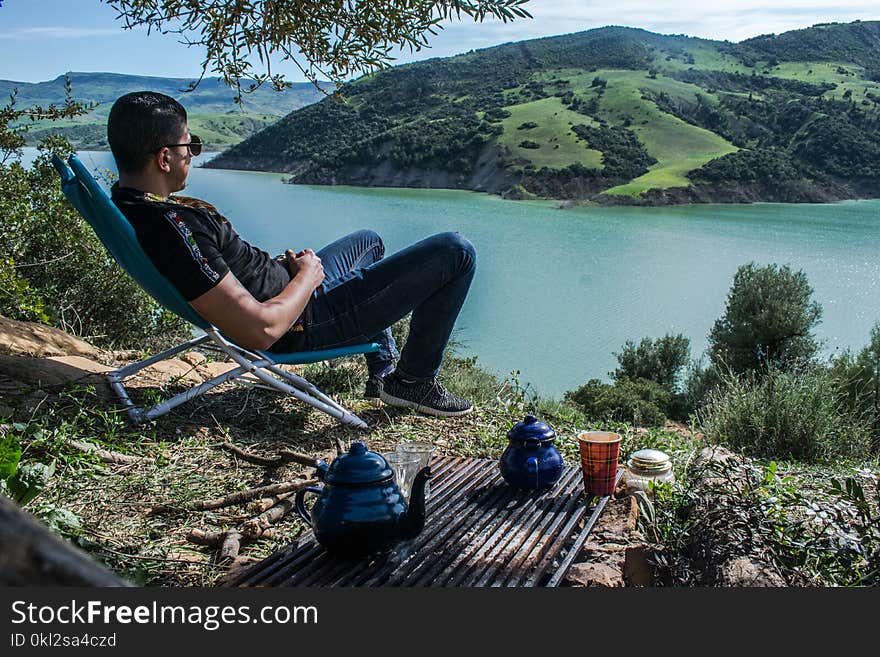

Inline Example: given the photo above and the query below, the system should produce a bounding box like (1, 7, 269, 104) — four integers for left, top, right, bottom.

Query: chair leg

(207, 333, 371, 430)
(265, 364, 354, 416)
(105, 330, 372, 430)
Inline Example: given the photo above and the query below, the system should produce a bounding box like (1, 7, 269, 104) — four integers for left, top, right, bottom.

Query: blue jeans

(270, 230, 476, 380)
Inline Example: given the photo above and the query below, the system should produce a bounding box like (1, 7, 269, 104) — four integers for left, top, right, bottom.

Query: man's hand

(285, 248, 324, 290)
(190, 248, 324, 351)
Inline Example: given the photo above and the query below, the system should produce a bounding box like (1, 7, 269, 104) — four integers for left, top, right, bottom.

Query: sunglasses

(160, 134, 202, 157)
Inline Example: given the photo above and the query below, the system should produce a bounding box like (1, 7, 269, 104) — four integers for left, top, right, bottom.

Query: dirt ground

(0, 316, 571, 586)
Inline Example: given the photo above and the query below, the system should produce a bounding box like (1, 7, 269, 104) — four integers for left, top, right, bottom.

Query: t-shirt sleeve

(147, 207, 231, 301)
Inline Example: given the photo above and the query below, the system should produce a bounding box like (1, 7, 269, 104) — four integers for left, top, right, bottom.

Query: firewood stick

(219, 530, 242, 560)
(193, 477, 318, 511)
(221, 441, 318, 468)
(186, 528, 224, 546)
(242, 496, 297, 539)
(335, 437, 346, 456)
(248, 491, 293, 514)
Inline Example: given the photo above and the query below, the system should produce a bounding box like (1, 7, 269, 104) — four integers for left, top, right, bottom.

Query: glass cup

(383, 452, 421, 501)
(397, 441, 436, 497)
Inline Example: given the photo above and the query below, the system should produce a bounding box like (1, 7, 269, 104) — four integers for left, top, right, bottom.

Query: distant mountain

(2, 72, 326, 151)
(207, 21, 880, 204)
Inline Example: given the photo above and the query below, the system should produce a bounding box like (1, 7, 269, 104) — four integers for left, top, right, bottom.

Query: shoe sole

(379, 390, 474, 418)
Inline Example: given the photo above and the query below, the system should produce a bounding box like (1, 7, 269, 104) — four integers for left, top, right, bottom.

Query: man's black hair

(107, 91, 187, 174)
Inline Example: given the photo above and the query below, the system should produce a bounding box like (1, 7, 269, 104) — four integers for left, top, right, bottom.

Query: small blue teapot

(294, 441, 431, 558)
(499, 414, 564, 490)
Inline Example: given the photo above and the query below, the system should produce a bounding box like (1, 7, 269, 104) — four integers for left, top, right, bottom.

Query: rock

(48, 356, 113, 374)
(138, 360, 204, 385)
(564, 562, 624, 587)
(624, 545, 654, 587)
(0, 355, 110, 390)
(687, 445, 746, 489)
(181, 351, 206, 366)
(688, 445, 742, 474)
(717, 556, 787, 587)
(198, 361, 239, 379)
(0, 315, 101, 358)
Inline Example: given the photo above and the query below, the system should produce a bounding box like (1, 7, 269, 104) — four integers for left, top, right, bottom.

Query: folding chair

(52, 154, 379, 430)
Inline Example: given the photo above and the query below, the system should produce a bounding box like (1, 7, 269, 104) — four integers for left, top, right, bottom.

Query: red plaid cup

(577, 431, 621, 497)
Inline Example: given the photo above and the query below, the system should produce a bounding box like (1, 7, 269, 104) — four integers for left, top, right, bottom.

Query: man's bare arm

(189, 249, 324, 350)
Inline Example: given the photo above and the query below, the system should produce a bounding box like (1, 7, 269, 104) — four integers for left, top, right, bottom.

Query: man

(107, 91, 475, 417)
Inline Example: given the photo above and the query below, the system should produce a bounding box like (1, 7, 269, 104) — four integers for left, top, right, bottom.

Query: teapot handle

(527, 456, 539, 489)
(294, 486, 323, 526)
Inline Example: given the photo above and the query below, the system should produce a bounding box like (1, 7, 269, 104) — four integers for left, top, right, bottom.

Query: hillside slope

(207, 22, 880, 204)
(3, 72, 325, 151)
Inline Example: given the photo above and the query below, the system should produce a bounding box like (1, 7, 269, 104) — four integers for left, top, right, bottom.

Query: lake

(29, 149, 880, 398)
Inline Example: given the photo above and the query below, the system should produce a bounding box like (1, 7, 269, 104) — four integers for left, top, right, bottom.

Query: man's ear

(154, 148, 172, 173)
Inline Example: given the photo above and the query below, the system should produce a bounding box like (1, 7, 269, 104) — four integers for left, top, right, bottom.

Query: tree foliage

(0, 79, 94, 163)
(708, 263, 822, 374)
(565, 377, 670, 427)
(831, 321, 880, 452)
(104, 0, 532, 98)
(612, 334, 690, 390)
(0, 87, 189, 348)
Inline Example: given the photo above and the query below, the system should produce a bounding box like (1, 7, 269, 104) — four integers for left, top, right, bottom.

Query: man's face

(166, 125, 193, 192)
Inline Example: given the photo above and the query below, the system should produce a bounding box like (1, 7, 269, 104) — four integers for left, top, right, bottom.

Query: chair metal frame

(52, 154, 379, 430)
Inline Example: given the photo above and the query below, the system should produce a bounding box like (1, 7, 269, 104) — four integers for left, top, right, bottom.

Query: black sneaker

(379, 372, 474, 417)
(364, 364, 395, 399)
(364, 375, 383, 399)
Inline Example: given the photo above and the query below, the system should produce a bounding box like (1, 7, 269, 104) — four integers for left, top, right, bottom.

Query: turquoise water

(40, 150, 880, 397)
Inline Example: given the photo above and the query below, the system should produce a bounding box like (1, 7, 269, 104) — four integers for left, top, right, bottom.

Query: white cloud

(0, 27, 124, 40)
(431, 1, 879, 44)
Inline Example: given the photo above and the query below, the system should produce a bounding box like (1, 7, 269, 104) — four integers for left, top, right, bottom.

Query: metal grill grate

(226, 457, 617, 587)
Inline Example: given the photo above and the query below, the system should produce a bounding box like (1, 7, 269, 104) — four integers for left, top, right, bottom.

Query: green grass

(652, 41, 752, 75)
(760, 61, 880, 103)
(605, 119, 737, 196)
(497, 96, 603, 169)
(535, 69, 737, 195)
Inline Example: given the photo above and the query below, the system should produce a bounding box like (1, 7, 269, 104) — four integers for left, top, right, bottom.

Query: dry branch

(221, 441, 318, 468)
(194, 477, 318, 511)
(64, 438, 152, 465)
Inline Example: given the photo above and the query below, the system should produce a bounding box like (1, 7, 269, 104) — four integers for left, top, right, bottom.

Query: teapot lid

(325, 441, 393, 485)
(507, 414, 556, 443)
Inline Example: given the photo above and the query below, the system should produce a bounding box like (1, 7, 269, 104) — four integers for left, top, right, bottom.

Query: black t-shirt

(111, 184, 290, 302)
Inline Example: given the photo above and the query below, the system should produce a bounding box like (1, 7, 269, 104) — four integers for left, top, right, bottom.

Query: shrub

(680, 359, 723, 416)
(518, 140, 540, 149)
(0, 144, 190, 349)
(612, 334, 690, 390)
(566, 377, 669, 427)
(696, 367, 871, 463)
(708, 263, 822, 374)
(830, 320, 880, 453)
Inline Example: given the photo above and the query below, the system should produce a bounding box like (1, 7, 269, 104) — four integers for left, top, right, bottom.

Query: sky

(0, 0, 878, 84)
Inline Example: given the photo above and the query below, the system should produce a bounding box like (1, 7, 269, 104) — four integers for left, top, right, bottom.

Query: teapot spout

(400, 466, 432, 540)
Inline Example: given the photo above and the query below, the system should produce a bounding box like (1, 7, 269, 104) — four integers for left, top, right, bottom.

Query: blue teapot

(499, 414, 564, 490)
(294, 441, 431, 557)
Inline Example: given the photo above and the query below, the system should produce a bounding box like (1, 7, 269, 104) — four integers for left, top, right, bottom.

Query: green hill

(207, 21, 880, 204)
(2, 72, 326, 151)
